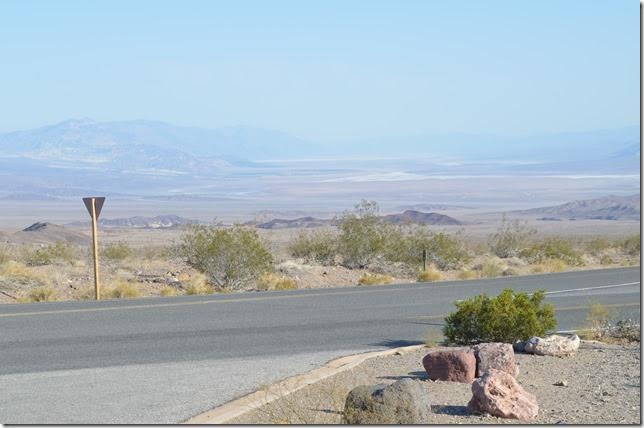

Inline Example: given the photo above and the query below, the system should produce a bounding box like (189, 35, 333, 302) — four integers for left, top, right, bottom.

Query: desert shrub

(289, 230, 339, 265)
(489, 216, 536, 258)
(458, 269, 478, 280)
(106, 280, 141, 299)
(520, 237, 583, 266)
(530, 258, 568, 273)
(620, 234, 640, 256)
(159, 286, 178, 296)
(257, 272, 297, 291)
(443, 288, 556, 344)
(600, 255, 614, 265)
(25, 241, 76, 266)
(101, 241, 132, 262)
(339, 200, 390, 268)
(73, 286, 96, 300)
(358, 273, 393, 286)
(173, 225, 273, 290)
(478, 259, 505, 278)
(585, 238, 612, 256)
(417, 266, 443, 282)
(385, 227, 470, 270)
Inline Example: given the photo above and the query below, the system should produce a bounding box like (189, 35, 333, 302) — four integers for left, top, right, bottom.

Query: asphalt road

(0, 267, 639, 423)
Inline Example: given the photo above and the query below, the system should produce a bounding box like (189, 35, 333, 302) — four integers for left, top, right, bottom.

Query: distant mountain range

(0, 119, 638, 199)
(66, 215, 200, 229)
(513, 194, 640, 220)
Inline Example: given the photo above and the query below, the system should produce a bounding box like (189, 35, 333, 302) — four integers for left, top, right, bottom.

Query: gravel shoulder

(230, 341, 641, 424)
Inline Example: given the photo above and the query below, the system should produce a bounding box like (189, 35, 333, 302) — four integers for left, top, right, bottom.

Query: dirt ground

(230, 341, 641, 424)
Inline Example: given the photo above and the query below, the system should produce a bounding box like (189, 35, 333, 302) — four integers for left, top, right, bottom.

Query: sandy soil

(230, 342, 641, 424)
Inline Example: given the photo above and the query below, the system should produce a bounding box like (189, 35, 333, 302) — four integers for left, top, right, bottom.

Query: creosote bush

(339, 200, 389, 268)
(358, 273, 393, 286)
(289, 230, 338, 265)
(520, 237, 583, 266)
(174, 225, 273, 290)
(620, 234, 640, 256)
(101, 241, 132, 262)
(489, 216, 536, 258)
(25, 241, 76, 266)
(443, 288, 556, 344)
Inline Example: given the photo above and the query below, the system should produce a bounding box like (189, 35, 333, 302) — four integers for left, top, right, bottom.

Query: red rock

(473, 342, 519, 378)
(422, 350, 476, 383)
(468, 369, 539, 420)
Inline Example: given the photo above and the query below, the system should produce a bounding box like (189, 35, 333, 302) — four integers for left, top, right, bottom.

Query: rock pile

(345, 336, 581, 423)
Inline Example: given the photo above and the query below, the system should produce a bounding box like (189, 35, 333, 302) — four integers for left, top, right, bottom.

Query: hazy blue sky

(0, 0, 638, 140)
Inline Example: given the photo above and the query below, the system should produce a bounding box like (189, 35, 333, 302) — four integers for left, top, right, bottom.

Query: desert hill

(67, 215, 199, 229)
(8, 222, 90, 245)
(382, 210, 463, 226)
(514, 194, 640, 220)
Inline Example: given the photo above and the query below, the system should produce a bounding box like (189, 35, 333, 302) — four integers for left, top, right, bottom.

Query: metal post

(90, 198, 100, 300)
(422, 249, 427, 271)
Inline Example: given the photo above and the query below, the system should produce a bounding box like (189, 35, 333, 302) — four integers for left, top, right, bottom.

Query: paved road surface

(0, 267, 639, 423)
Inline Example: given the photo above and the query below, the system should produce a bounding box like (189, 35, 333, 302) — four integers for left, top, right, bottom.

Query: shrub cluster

(173, 225, 273, 290)
(519, 237, 584, 266)
(289, 200, 470, 271)
(257, 272, 297, 291)
(101, 241, 132, 262)
(25, 241, 76, 266)
(443, 288, 557, 344)
(489, 216, 536, 258)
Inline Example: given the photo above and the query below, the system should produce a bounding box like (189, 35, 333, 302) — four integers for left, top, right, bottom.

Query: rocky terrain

(231, 341, 640, 424)
(514, 194, 640, 221)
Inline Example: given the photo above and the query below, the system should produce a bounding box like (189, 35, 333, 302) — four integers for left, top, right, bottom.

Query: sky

(0, 0, 639, 141)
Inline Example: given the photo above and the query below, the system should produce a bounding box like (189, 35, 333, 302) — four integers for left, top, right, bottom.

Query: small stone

(554, 380, 568, 387)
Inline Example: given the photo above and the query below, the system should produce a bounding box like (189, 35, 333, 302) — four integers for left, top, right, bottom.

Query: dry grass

(184, 272, 215, 295)
(478, 258, 506, 278)
(105, 280, 141, 299)
(417, 265, 443, 282)
(17, 286, 59, 303)
(457, 268, 478, 280)
(257, 272, 297, 291)
(159, 286, 178, 296)
(531, 258, 568, 273)
(358, 273, 393, 286)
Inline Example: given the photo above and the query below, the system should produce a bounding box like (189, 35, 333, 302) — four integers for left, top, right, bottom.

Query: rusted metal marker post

(422, 249, 427, 271)
(82, 197, 105, 300)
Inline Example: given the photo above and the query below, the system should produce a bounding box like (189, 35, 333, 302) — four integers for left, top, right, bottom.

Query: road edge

(182, 344, 426, 424)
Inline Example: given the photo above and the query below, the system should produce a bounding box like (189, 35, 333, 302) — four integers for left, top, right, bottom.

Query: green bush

(173, 225, 273, 290)
(25, 241, 76, 266)
(289, 230, 339, 265)
(489, 216, 536, 258)
(443, 288, 556, 344)
(338, 200, 390, 268)
(384, 227, 471, 270)
(101, 241, 132, 262)
(520, 237, 583, 266)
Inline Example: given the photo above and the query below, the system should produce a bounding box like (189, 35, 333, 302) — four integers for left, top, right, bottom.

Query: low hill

(514, 194, 640, 220)
(10, 222, 90, 245)
(382, 210, 463, 226)
(67, 214, 199, 229)
(256, 217, 336, 229)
